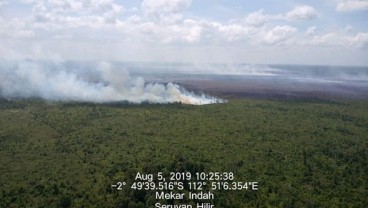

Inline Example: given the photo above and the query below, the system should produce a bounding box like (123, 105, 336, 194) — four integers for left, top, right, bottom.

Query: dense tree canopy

(0, 98, 367, 207)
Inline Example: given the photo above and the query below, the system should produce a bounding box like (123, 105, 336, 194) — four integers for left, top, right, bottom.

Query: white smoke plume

(0, 60, 223, 105)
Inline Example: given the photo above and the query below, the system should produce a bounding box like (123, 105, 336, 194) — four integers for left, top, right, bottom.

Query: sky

(0, 0, 368, 66)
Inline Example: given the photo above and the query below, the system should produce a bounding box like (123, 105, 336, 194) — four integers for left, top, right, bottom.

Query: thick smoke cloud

(0, 60, 222, 105)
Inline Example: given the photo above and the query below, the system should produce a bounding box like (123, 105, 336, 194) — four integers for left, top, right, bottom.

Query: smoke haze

(0, 60, 222, 105)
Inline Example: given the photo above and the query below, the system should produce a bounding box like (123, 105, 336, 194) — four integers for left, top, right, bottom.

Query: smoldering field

(1, 60, 368, 103)
(0, 60, 221, 105)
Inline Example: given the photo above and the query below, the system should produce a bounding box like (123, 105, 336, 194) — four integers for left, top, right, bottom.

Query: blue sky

(0, 0, 367, 66)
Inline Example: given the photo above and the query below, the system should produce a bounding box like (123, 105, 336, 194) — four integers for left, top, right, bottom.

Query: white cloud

(336, 0, 368, 12)
(158, 23, 202, 44)
(244, 10, 270, 27)
(306, 26, 317, 35)
(46, 0, 83, 12)
(117, 18, 205, 44)
(346, 32, 368, 48)
(159, 13, 185, 25)
(1, 1, 367, 65)
(285, 5, 318, 20)
(309, 30, 368, 48)
(141, 0, 192, 14)
(263, 25, 297, 45)
(28, 0, 124, 29)
(310, 32, 340, 46)
(0, 16, 35, 38)
(242, 5, 317, 26)
(0, 0, 8, 7)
